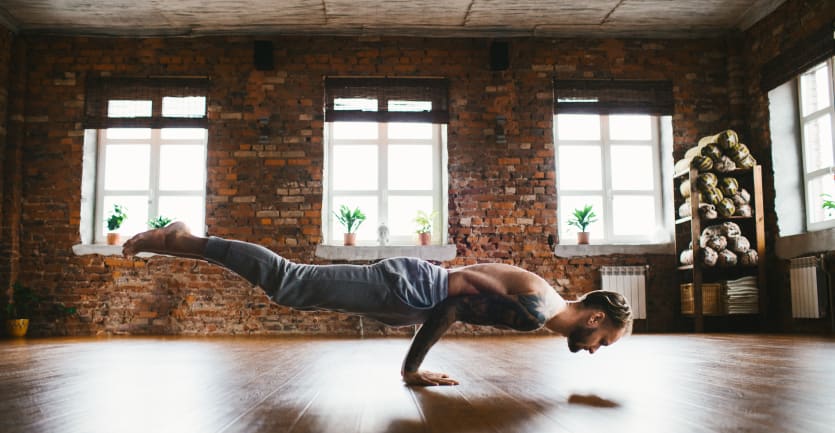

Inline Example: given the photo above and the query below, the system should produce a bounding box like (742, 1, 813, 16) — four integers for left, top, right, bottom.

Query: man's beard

(567, 325, 596, 352)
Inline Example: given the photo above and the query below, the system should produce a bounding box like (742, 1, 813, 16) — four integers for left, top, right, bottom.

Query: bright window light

(610, 115, 652, 140)
(162, 96, 206, 118)
(388, 100, 431, 112)
(107, 100, 152, 118)
(335, 98, 377, 111)
(333, 122, 378, 139)
(332, 145, 378, 190)
(388, 145, 433, 190)
(557, 114, 600, 140)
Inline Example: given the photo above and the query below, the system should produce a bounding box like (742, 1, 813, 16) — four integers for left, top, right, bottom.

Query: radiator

(789, 256, 826, 319)
(600, 266, 647, 319)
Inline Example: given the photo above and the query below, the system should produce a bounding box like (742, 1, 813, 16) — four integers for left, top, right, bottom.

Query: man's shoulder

(505, 271, 555, 296)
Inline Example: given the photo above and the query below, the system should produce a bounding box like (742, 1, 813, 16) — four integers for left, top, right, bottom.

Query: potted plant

(49, 302, 78, 333)
(822, 194, 835, 218)
(414, 210, 438, 246)
(106, 204, 128, 245)
(4, 282, 39, 337)
(334, 205, 366, 246)
(567, 204, 597, 245)
(148, 215, 173, 229)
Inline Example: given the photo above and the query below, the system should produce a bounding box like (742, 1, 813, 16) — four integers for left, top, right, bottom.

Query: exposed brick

(743, 0, 835, 332)
(3, 2, 833, 337)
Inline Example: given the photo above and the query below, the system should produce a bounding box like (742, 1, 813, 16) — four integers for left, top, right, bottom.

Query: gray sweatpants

(203, 237, 449, 326)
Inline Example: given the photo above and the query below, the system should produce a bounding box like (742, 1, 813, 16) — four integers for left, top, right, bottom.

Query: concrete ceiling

(0, 0, 787, 39)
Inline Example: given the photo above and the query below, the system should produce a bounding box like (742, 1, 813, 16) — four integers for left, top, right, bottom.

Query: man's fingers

(437, 377, 459, 385)
(425, 372, 458, 386)
(403, 370, 460, 386)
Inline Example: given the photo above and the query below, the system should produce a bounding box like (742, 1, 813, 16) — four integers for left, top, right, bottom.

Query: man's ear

(586, 311, 606, 327)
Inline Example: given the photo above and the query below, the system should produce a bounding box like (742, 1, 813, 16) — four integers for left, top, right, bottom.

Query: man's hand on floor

(402, 370, 459, 386)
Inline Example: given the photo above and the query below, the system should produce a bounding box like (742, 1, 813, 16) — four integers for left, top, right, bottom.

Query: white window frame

(323, 121, 446, 246)
(555, 114, 665, 244)
(93, 127, 208, 243)
(798, 56, 835, 231)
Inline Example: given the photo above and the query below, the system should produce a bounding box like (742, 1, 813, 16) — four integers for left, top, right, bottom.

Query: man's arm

(401, 293, 550, 386)
(402, 297, 459, 386)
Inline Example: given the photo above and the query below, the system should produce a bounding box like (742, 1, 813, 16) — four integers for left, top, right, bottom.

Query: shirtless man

(123, 222, 632, 386)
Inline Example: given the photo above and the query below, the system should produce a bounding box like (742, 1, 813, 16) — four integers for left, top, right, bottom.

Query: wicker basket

(681, 283, 726, 315)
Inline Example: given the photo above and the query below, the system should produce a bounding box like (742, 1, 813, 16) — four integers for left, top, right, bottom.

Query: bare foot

(122, 222, 203, 258)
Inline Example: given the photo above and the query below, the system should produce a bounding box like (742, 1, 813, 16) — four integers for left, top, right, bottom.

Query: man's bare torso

(449, 263, 556, 296)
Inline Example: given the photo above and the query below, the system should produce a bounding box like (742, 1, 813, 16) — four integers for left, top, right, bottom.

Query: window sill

(775, 227, 835, 259)
(554, 243, 674, 257)
(315, 244, 457, 262)
(72, 243, 156, 257)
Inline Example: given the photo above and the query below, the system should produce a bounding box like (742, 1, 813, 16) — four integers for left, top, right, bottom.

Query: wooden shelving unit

(674, 165, 766, 332)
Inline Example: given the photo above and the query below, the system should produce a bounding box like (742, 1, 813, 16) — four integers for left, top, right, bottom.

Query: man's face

(567, 320, 626, 354)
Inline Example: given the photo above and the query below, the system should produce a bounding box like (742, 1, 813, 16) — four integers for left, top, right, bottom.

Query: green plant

(148, 215, 173, 229)
(107, 204, 128, 231)
(822, 194, 835, 211)
(51, 303, 77, 317)
(567, 204, 598, 232)
(414, 210, 438, 234)
(334, 205, 366, 234)
(5, 282, 39, 319)
(47, 302, 78, 328)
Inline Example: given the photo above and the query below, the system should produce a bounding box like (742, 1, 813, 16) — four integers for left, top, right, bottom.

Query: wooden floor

(1, 334, 833, 433)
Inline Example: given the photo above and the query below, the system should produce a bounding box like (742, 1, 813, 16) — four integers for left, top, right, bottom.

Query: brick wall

(4, 29, 751, 336)
(0, 25, 17, 296)
(743, 0, 835, 332)
(0, 27, 10, 291)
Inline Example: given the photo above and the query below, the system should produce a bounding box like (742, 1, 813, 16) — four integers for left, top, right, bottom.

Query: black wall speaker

(254, 40, 274, 71)
(489, 41, 509, 71)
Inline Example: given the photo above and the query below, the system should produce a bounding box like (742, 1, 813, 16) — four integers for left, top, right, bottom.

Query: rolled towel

(728, 235, 750, 253)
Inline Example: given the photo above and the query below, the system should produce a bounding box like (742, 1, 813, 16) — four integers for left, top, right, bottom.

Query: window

(81, 77, 209, 244)
(323, 78, 448, 246)
(95, 123, 207, 242)
(555, 114, 665, 243)
(798, 57, 835, 230)
(553, 79, 674, 245)
(763, 23, 834, 256)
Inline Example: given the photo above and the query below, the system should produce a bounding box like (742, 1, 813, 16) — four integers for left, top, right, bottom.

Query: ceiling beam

(601, 0, 627, 25)
(462, 0, 475, 27)
(737, 0, 786, 30)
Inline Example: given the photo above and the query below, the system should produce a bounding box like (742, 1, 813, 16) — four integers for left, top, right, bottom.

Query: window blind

(324, 77, 449, 123)
(84, 76, 210, 129)
(553, 79, 674, 115)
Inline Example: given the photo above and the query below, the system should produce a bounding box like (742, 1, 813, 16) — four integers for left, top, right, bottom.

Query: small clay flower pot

(107, 232, 121, 245)
(418, 232, 431, 245)
(343, 233, 357, 246)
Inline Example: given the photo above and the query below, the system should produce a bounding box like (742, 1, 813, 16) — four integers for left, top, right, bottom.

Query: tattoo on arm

(401, 293, 550, 374)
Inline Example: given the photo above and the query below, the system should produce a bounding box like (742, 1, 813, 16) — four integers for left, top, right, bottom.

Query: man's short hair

(578, 290, 633, 331)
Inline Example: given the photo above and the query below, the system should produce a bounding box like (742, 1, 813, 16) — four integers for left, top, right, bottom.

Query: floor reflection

(384, 387, 561, 433)
(4, 339, 235, 433)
